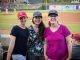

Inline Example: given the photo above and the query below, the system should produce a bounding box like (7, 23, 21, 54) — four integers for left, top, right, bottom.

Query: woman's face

(48, 15, 57, 24)
(19, 16, 28, 24)
(33, 16, 42, 25)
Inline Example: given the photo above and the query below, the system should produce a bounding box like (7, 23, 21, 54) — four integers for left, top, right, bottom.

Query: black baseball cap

(48, 10, 58, 16)
(33, 11, 42, 17)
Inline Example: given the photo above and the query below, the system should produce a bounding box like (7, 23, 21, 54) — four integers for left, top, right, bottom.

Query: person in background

(6, 11, 29, 60)
(0, 41, 3, 60)
(44, 10, 72, 60)
(71, 34, 80, 60)
(27, 11, 45, 60)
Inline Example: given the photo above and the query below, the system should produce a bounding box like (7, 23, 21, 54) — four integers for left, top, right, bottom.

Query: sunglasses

(49, 17, 57, 21)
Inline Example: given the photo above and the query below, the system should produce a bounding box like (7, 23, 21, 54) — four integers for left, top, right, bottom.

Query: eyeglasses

(48, 16, 57, 21)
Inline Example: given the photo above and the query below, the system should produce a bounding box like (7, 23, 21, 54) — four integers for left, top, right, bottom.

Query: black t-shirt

(10, 25, 29, 56)
(72, 44, 80, 59)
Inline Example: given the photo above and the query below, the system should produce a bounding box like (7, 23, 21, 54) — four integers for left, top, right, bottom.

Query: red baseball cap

(72, 34, 80, 39)
(17, 11, 27, 19)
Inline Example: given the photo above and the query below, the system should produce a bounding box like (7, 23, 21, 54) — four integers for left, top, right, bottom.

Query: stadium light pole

(26, 0, 29, 9)
(46, 0, 48, 10)
(14, 0, 16, 12)
(26, 0, 29, 4)
(5, 0, 8, 14)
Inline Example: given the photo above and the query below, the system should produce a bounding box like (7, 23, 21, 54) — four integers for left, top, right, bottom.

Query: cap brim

(33, 15, 42, 17)
(19, 15, 27, 18)
(48, 13, 58, 16)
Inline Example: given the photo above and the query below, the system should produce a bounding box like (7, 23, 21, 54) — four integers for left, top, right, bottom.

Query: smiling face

(32, 16, 42, 25)
(48, 15, 57, 24)
(19, 16, 28, 25)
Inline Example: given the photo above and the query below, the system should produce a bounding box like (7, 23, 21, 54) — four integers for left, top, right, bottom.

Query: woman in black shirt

(6, 11, 29, 60)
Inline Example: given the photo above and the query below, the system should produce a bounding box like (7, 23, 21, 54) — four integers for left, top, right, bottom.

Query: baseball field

(0, 10, 80, 34)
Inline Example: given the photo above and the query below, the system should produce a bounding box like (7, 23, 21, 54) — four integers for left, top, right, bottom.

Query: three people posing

(6, 10, 72, 60)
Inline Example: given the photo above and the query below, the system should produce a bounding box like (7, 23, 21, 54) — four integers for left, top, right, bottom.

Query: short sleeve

(62, 25, 71, 37)
(10, 26, 18, 37)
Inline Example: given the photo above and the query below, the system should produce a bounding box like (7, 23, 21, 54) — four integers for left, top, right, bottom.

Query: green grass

(0, 10, 80, 33)
(67, 24, 80, 33)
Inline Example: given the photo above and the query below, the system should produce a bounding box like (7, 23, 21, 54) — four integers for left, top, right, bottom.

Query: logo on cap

(33, 11, 42, 17)
(17, 11, 27, 19)
(48, 10, 58, 16)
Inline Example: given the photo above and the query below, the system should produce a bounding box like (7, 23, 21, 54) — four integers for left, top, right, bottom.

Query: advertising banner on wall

(62, 5, 75, 10)
(76, 5, 80, 10)
(49, 5, 63, 10)
(49, 5, 77, 10)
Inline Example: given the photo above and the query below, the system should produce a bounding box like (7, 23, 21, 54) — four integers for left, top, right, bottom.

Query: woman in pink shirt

(44, 10, 72, 60)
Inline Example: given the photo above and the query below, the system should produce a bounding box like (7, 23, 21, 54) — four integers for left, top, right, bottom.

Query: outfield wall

(1, 4, 80, 11)
(16, 4, 80, 10)
(49, 5, 80, 10)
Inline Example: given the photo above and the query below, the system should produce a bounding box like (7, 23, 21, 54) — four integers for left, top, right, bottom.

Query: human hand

(66, 57, 71, 60)
(44, 55, 48, 60)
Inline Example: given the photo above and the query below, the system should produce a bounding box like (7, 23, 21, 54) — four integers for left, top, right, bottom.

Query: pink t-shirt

(44, 24, 71, 60)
